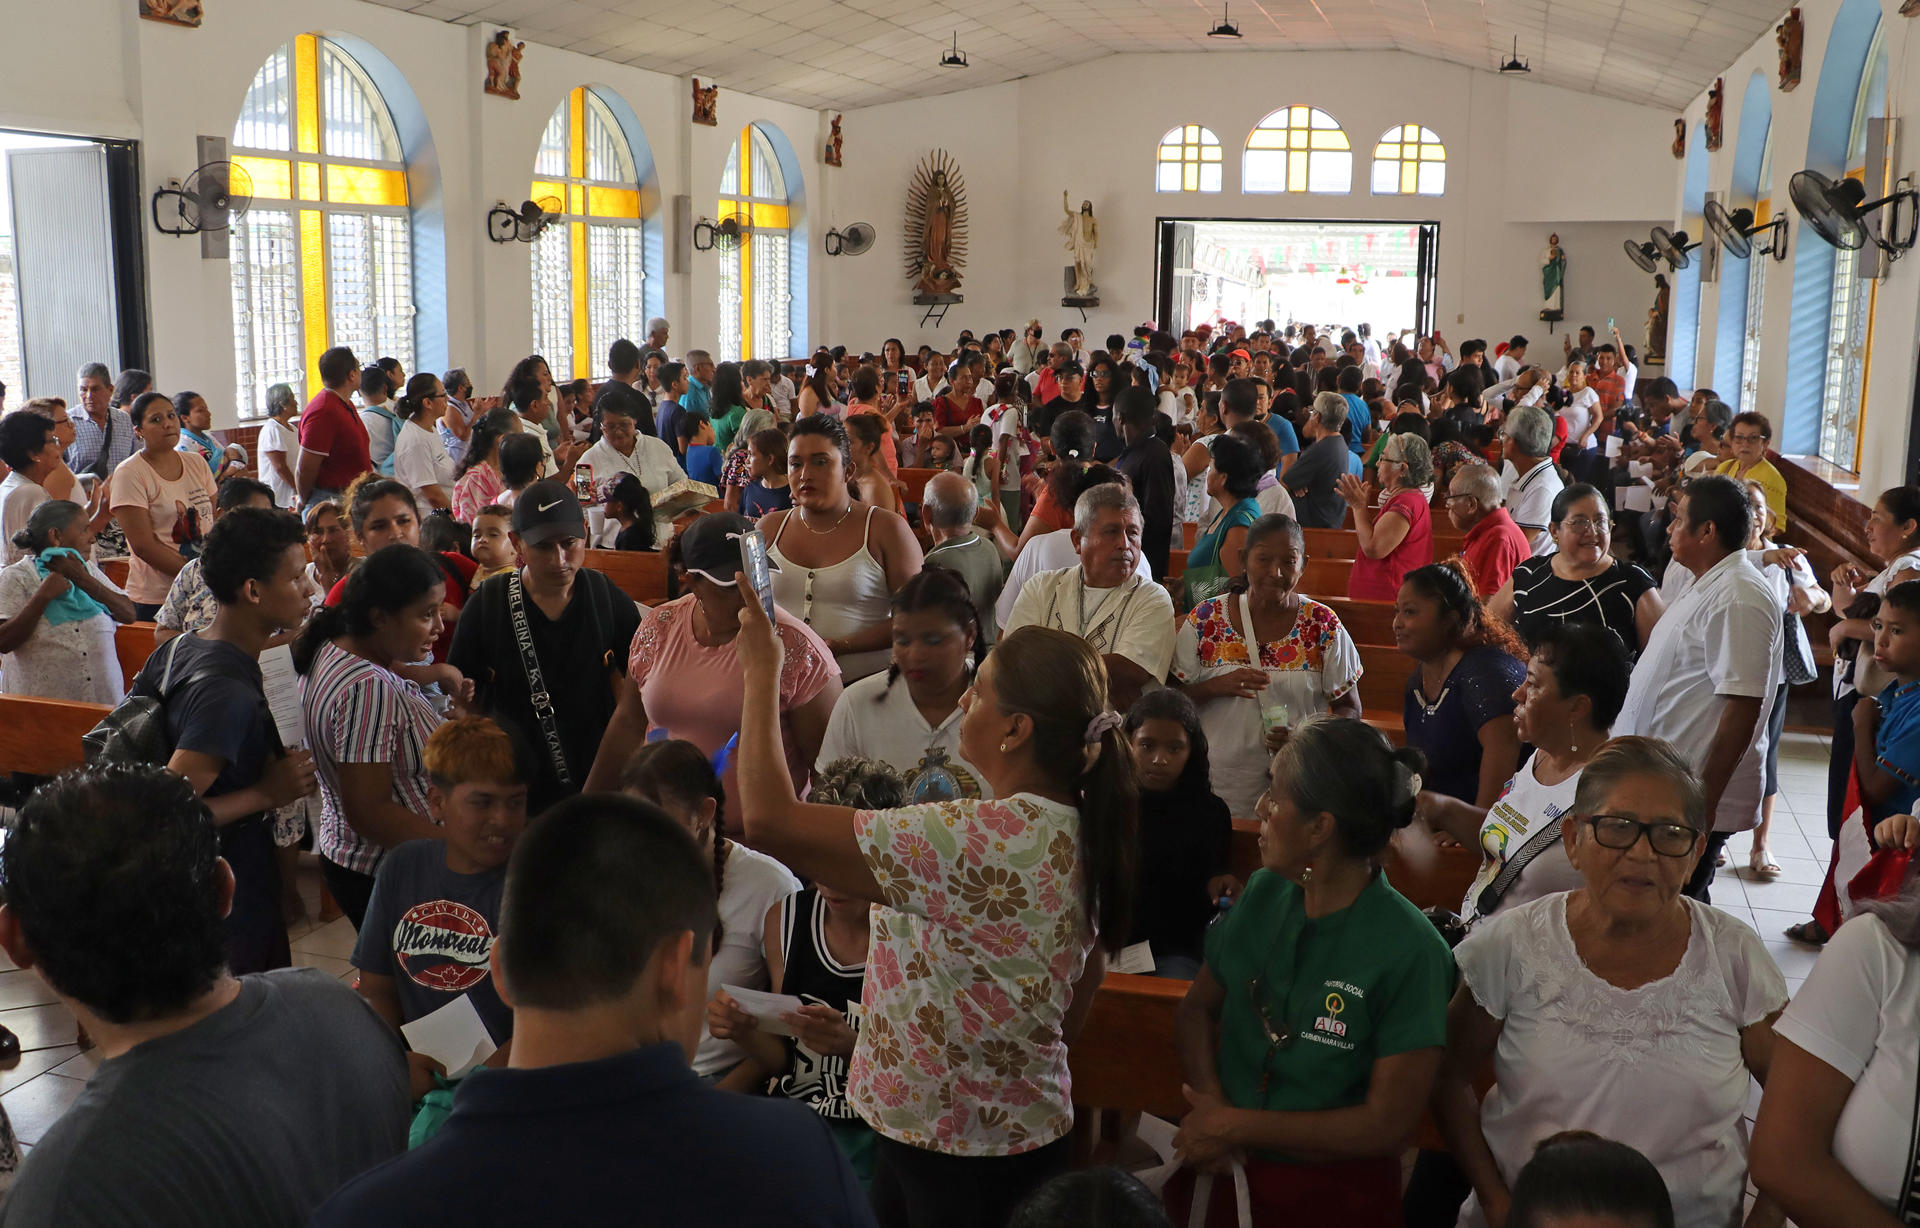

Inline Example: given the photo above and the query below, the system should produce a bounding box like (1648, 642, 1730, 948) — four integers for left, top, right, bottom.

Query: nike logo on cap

(538, 499, 563, 512)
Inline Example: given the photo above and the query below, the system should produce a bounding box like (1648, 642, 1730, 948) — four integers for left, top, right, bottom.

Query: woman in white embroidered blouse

(734, 603, 1136, 1228)
(1434, 736, 1787, 1228)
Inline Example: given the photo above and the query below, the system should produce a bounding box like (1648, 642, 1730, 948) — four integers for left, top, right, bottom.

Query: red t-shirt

(1460, 507, 1533, 597)
(326, 550, 478, 663)
(932, 394, 983, 431)
(299, 389, 372, 492)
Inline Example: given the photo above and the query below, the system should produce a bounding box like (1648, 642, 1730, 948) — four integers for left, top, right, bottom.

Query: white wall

(0, 0, 829, 425)
(823, 52, 1676, 353)
(1673, 0, 1920, 498)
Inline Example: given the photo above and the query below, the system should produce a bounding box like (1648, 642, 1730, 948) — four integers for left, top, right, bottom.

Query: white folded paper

(1605, 435, 1624, 458)
(1110, 941, 1158, 976)
(722, 984, 806, 1037)
(400, 993, 497, 1079)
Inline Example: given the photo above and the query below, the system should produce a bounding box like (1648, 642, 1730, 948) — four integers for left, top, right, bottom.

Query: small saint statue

(1059, 192, 1097, 299)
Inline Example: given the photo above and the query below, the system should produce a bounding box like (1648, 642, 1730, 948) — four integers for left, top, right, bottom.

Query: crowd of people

(0, 313, 1909, 1228)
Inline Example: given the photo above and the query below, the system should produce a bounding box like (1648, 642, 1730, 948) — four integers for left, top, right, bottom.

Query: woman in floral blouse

(1174, 514, 1363, 817)
(735, 603, 1138, 1228)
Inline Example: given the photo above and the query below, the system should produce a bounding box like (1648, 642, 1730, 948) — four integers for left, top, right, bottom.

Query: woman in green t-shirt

(1172, 716, 1454, 1225)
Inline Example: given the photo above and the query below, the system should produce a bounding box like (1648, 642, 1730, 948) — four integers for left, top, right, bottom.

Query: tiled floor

(0, 855, 360, 1151)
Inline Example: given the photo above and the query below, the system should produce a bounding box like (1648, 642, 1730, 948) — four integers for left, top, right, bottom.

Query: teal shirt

(1188, 497, 1262, 571)
(1204, 868, 1452, 1152)
(684, 377, 712, 420)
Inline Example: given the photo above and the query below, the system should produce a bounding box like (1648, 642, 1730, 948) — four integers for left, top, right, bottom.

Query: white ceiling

(370, 0, 1788, 112)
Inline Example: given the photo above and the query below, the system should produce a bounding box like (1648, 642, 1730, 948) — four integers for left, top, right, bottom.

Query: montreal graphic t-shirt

(352, 839, 513, 1043)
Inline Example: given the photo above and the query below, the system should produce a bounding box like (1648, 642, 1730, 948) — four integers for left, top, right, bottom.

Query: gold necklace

(797, 503, 853, 535)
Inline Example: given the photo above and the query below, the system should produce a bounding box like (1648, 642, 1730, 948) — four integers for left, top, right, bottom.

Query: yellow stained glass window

(230, 33, 414, 415)
(1156, 124, 1222, 193)
(528, 87, 648, 381)
(1244, 107, 1351, 194)
(718, 124, 793, 363)
(1370, 125, 1446, 196)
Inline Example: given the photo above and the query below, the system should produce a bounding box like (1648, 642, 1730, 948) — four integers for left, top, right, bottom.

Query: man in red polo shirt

(1446, 461, 1531, 597)
(297, 346, 372, 508)
(932, 356, 984, 440)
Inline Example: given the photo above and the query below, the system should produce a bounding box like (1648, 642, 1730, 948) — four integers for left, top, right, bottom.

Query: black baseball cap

(511, 480, 587, 546)
(679, 511, 777, 585)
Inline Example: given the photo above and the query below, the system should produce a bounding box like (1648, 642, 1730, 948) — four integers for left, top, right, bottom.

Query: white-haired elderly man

(921, 470, 1006, 648)
(1447, 462, 1533, 596)
(1500, 405, 1563, 557)
(1003, 482, 1172, 711)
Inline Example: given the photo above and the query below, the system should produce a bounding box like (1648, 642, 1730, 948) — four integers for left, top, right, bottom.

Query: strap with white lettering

(508, 572, 572, 789)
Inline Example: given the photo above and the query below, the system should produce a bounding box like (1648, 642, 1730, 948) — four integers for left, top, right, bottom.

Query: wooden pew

(98, 557, 129, 589)
(0, 695, 109, 776)
(114, 622, 159, 688)
(896, 467, 936, 507)
(1321, 597, 1396, 647)
(583, 549, 670, 606)
(1227, 818, 1479, 912)
(1067, 973, 1189, 1120)
(1305, 526, 1465, 561)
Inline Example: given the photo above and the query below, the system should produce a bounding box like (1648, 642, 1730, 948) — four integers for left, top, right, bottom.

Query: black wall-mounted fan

(824, 222, 876, 257)
(487, 197, 561, 244)
(152, 161, 253, 235)
(1623, 238, 1660, 273)
(1650, 226, 1700, 270)
(1790, 169, 1919, 257)
(1704, 199, 1788, 262)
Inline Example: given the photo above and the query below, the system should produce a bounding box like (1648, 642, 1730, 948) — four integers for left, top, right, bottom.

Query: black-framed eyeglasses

(1583, 814, 1699, 858)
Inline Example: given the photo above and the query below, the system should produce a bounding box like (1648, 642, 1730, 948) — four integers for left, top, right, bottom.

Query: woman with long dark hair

(1124, 688, 1234, 979)
(295, 544, 452, 927)
(390, 372, 455, 510)
(111, 390, 216, 619)
(1397, 560, 1528, 809)
(709, 362, 750, 451)
(737, 607, 1136, 1227)
(451, 409, 522, 523)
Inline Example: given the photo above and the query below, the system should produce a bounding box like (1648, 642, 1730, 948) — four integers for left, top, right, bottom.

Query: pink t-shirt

(1348, 487, 1433, 602)
(627, 594, 840, 796)
(110, 450, 217, 603)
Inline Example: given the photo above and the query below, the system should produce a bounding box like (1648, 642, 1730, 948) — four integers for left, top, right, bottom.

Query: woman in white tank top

(763, 415, 924, 682)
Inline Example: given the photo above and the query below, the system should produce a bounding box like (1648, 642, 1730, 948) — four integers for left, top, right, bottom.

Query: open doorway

(0, 129, 148, 402)
(1155, 218, 1439, 341)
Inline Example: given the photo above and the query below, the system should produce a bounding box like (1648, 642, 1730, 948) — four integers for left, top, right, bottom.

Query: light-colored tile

(1743, 877, 1822, 914)
(0, 1004, 79, 1054)
(50, 1049, 100, 1082)
(0, 1046, 82, 1096)
(290, 917, 359, 960)
(1751, 906, 1817, 943)
(1736, 855, 1827, 887)
(1763, 940, 1822, 980)
(2, 1074, 87, 1145)
(0, 972, 60, 1013)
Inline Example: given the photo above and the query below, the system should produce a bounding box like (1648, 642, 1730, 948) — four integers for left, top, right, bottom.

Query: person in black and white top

(1499, 406, 1563, 557)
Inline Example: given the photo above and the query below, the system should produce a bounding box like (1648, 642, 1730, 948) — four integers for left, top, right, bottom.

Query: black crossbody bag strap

(507, 572, 572, 788)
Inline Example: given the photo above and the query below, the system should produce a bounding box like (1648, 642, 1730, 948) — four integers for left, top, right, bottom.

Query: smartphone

(572, 462, 595, 504)
(898, 371, 911, 396)
(1608, 317, 1616, 330)
(738, 528, 777, 623)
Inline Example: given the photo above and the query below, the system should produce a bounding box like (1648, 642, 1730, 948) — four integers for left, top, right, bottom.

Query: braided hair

(877, 567, 982, 701)
(621, 739, 729, 941)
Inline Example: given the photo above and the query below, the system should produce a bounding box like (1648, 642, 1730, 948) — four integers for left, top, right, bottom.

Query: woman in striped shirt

(294, 544, 453, 929)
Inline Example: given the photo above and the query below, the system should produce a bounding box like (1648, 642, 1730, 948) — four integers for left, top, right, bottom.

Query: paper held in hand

(722, 984, 806, 1037)
(400, 994, 497, 1079)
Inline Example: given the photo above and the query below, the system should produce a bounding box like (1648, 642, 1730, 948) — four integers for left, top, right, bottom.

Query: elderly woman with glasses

(1338, 432, 1434, 602)
(1172, 717, 1452, 1224)
(1434, 736, 1787, 1228)
(1486, 483, 1663, 656)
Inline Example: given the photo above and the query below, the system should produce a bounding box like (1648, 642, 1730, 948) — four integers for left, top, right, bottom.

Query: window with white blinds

(531, 225, 572, 378)
(717, 123, 792, 361)
(230, 209, 305, 416)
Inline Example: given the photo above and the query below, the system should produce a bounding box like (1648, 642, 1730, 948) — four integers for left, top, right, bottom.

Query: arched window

(530, 87, 646, 381)
(1370, 125, 1445, 195)
(1156, 125, 1222, 192)
(1820, 23, 1888, 469)
(1244, 107, 1351, 194)
(230, 34, 414, 416)
(1740, 138, 1774, 417)
(716, 124, 792, 362)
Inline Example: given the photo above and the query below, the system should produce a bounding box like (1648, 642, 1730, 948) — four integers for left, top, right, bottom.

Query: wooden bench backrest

(583, 549, 670, 606)
(1067, 973, 1189, 1119)
(896, 467, 936, 507)
(0, 695, 109, 777)
(1227, 818, 1478, 912)
(1321, 597, 1395, 647)
(98, 557, 129, 589)
(114, 622, 158, 688)
(1304, 526, 1465, 561)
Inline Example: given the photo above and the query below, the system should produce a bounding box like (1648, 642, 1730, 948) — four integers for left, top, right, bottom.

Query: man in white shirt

(996, 495, 1154, 628)
(577, 399, 686, 546)
(1500, 406, 1563, 556)
(1003, 483, 1173, 711)
(1615, 474, 1779, 903)
(1493, 335, 1527, 383)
